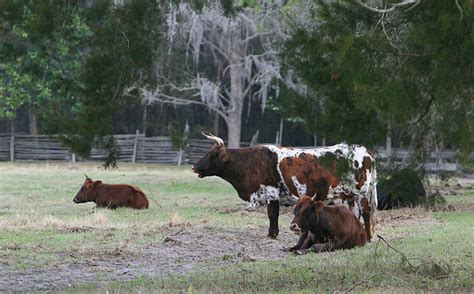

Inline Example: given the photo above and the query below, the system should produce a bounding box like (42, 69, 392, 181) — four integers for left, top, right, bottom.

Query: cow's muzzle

(290, 223, 301, 234)
(191, 166, 204, 178)
(73, 197, 80, 203)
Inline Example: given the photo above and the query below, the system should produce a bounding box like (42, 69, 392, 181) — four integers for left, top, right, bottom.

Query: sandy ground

(1, 178, 472, 292)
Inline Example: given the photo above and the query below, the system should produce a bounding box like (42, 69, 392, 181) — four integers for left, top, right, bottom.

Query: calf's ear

(313, 200, 325, 211)
(92, 180, 102, 188)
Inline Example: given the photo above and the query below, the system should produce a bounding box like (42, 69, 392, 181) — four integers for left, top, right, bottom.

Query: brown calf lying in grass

(287, 196, 366, 254)
(73, 175, 149, 209)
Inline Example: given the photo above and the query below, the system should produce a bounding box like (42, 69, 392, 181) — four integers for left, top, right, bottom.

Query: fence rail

(374, 147, 470, 172)
(0, 133, 214, 165)
(0, 133, 471, 172)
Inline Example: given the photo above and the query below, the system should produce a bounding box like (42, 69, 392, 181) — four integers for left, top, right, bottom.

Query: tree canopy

(279, 0, 473, 159)
(59, 0, 161, 165)
(1, 1, 91, 126)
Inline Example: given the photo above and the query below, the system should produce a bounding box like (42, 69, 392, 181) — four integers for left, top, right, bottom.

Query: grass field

(0, 163, 473, 293)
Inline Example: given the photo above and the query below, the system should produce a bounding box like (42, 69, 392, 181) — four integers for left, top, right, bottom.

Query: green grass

(0, 163, 273, 274)
(90, 201, 474, 293)
(1, 163, 473, 293)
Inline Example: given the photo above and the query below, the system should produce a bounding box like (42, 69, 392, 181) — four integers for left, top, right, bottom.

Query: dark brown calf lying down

(287, 196, 366, 254)
(73, 175, 149, 209)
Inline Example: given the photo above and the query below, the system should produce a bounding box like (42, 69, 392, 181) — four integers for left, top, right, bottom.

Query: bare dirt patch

(0, 225, 296, 292)
(377, 207, 441, 239)
(426, 176, 474, 196)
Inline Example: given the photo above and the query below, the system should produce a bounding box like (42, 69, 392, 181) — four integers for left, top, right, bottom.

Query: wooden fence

(375, 147, 469, 173)
(0, 133, 471, 172)
(0, 133, 214, 165)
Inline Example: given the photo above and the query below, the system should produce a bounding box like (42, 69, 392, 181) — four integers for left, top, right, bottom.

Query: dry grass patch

(0, 212, 114, 232)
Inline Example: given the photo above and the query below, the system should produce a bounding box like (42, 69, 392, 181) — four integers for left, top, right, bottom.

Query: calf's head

(290, 196, 325, 234)
(73, 174, 102, 203)
(192, 133, 229, 178)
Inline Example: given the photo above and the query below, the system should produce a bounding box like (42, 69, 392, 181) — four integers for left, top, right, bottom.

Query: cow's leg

(360, 197, 372, 242)
(297, 240, 341, 254)
(267, 200, 280, 238)
(299, 231, 315, 250)
(283, 231, 311, 251)
(313, 239, 341, 252)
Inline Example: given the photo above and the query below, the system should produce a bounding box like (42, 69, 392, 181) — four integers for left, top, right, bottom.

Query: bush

(377, 167, 427, 210)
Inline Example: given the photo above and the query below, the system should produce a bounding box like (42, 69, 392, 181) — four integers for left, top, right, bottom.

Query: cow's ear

(92, 180, 102, 188)
(313, 200, 325, 211)
(219, 150, 229, 162)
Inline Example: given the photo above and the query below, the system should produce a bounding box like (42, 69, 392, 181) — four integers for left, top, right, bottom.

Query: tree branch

(454, 0, 464, 21)
(146, 93, 229, 124)
(242, 71, 263, 99)
(240, 31, 272, 44)
(200, 35, 232, 62)
(410, 94, 435, 125)
(356, 0, 420, 13)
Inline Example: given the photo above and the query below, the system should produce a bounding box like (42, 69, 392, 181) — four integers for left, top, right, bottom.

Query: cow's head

(290, 196, 325, 234)
(73, 174, 102, 203)
(192, 132, 229, 178)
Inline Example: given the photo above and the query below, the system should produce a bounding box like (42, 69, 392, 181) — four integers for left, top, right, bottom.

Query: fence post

(250, 130, 259, 147)
(386, 123, 392, 156)
(10, 134, 14, 162)
(71, 153, 76, 164)
(132, 129, 139, 163)
(177, 120, 190, 166)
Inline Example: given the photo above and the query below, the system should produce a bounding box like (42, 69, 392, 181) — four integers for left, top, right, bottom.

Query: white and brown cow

(192, 133, 377, 240)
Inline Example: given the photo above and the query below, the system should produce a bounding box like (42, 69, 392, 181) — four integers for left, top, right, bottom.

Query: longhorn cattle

(288, 196, 367, 254)
(192, 133, 377, 240)
(73, 175, 149, 209)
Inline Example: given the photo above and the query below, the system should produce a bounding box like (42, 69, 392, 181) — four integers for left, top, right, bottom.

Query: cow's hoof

(295, 249, 308, 255)
(268, 230, 278, 239)
(281, 246, 295, 252)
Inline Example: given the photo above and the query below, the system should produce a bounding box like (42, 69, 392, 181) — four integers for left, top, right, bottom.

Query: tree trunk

(227, 60, 244, 148)
(226, 31, 245, 148)
(28, 108, 38, 136)
(159, 105, 168, 135)
(10, 119, 15, 162)
(142, 103, 148, 136)
(227, 108, 242, 148)
(213, 112, 220, 136)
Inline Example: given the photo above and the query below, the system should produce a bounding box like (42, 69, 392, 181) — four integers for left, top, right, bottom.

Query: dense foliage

(61, 0, 161, 165)
(1, 1, 91, 124)
(280, 0, 473, 158)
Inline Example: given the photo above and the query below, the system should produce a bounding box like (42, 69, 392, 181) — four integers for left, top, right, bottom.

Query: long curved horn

(84, 173, 91, 180)
(201, 132, 224, 147)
